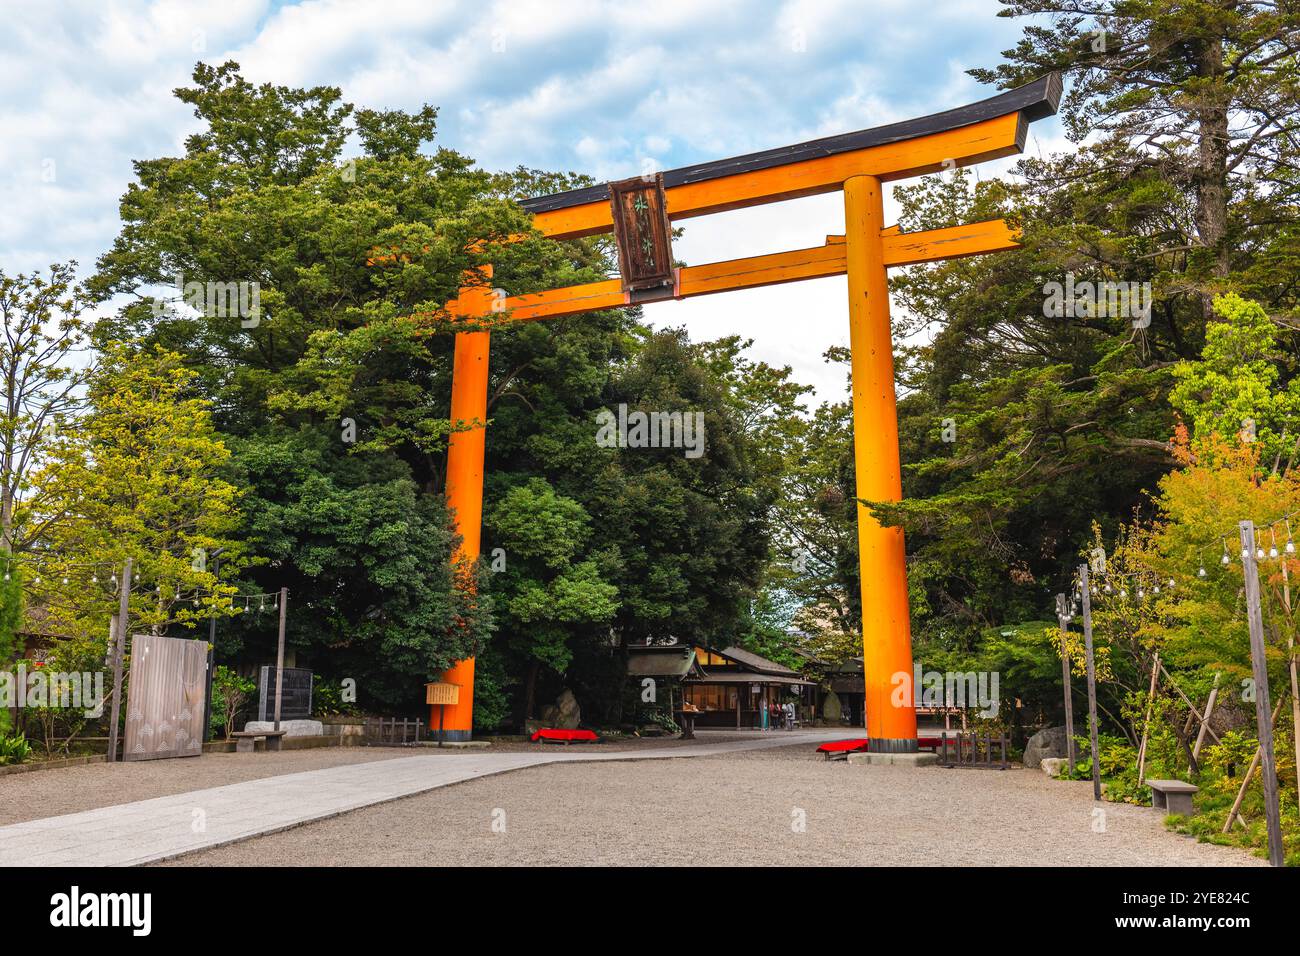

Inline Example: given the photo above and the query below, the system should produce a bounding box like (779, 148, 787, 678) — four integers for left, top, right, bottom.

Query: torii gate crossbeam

(432, 74, 1060, 749)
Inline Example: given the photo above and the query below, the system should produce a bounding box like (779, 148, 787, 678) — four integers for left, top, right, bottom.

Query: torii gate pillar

(844, 174, 916, 750)
(437, 275, 493, 741)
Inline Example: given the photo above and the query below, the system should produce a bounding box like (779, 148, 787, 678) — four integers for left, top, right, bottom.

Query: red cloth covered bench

(817, 739, 869, 759)
(819, 736, 953, 758)
(530, 728, 599, 744)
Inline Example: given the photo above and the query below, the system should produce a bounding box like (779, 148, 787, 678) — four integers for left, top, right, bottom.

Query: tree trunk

(1195, 36, 1231, 312)
(523, 658, 541, 723)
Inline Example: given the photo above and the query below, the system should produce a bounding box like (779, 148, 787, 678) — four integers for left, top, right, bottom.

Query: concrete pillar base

(433, 729, 473, 744)
(847, 752, 939, 767)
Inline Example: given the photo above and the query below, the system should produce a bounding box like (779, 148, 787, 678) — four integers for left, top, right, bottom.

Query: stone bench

(1147, 778, 1199, 816)
(230, 730, 287, 754)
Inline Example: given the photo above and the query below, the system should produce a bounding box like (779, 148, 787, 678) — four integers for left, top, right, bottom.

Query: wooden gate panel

(123, 634, 207, 761)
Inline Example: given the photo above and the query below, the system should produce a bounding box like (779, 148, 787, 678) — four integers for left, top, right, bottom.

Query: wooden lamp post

(430, 75, 1061, 749)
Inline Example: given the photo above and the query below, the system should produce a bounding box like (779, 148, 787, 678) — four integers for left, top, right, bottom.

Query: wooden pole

(1079, 564, 1102, 801)
(1280, 557, 1300, 808)
(1222, 697, 1284, 834)
(274, 587, 287, 732)
(1193, 672, 1220, 760)
(1238, 520, 1284, 867)
(1055, 594, 1076, 769)
(106, 557, 132, 764)
(1136, 651, 1160, 786)
(1157, 660, 1223, 748)
(844, 173, 916, 753)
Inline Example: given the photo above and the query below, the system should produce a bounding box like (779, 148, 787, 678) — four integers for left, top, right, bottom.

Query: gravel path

(159, 744, 1262, 867)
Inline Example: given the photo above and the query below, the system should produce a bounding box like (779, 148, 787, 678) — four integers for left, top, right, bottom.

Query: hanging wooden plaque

(608, 173, 675, 293)
(425, 681, 461, 705)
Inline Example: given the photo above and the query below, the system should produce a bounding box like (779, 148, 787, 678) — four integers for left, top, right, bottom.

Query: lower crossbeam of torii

(429, 74, 1061, 750)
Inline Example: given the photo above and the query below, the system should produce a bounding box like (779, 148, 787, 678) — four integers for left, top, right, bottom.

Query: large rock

(243, 719, 323, 738)
(1041, 757, 1069, 778)
(538, 689, 582, 730)
(822, 690, 842, 723)
(1022, 725, 1069, 769)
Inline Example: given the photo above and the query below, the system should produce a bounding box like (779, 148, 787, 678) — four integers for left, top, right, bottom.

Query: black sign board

(258, 666, 313, 721)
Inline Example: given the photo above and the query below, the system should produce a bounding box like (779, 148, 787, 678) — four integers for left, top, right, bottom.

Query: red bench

(530, 728, 600, 744)
(817, 739, 869, 759)
(818, 736, 954, 759)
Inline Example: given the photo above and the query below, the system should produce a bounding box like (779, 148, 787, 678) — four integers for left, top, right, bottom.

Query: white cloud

(1, 0, 1057, 405)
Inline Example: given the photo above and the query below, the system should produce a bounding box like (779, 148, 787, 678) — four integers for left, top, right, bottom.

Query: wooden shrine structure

(434, 74, 1061, 749)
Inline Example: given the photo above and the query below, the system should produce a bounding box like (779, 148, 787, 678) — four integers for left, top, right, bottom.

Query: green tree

(972, 0, 1300, 293)
(485, 478, 619, 723)
(1171, 293, 1300, 471)
(0, 263, 90, 555)
(90, 62, 791, 724)
(27, 341, 246, 640)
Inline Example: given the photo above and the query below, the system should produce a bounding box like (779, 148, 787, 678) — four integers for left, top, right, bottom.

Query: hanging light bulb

(1198, 566, 1207, 578)
(1168, 578, 1175, 588)
(1138, 587, 1146, 599)
(1104, 582, 1112, 594)
(62, 576, 69, 585)
(1257, 547, 1266, 560)
(1119, 588, 1128, 599)
(1222, 551, 1231, 565)
(1153, 584, 1161, 594)
(1287, 520, 1296, 555)
(1269, 529, 1279, 559)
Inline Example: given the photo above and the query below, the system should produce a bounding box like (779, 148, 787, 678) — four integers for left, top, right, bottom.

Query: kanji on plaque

(608, 173, 675, 293)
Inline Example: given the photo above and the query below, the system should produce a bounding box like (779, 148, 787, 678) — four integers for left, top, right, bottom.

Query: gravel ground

(0, 733, 760, 826)
(158, 743, 1263, 867)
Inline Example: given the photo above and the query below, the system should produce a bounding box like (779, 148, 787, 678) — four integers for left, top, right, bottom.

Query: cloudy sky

(0, 0, 1064, 403)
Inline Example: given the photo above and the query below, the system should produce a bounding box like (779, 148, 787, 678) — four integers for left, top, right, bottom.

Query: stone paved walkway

(0, 729, 847, 866)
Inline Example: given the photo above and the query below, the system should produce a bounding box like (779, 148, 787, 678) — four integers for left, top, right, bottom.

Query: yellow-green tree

(26, 341, 248, 642)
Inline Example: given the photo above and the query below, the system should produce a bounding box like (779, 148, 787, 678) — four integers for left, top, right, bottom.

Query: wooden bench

(818, 739, 869, 760)
(1147, 779, 1199, 816)
(530, 728, 599, 745)
(230, 730, 287, 753)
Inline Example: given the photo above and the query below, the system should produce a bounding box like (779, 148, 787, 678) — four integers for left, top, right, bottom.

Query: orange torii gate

(434, 74, 1060, 750)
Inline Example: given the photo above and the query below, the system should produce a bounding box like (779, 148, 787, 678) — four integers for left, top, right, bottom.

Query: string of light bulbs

(1065, 509, 1300, 610)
